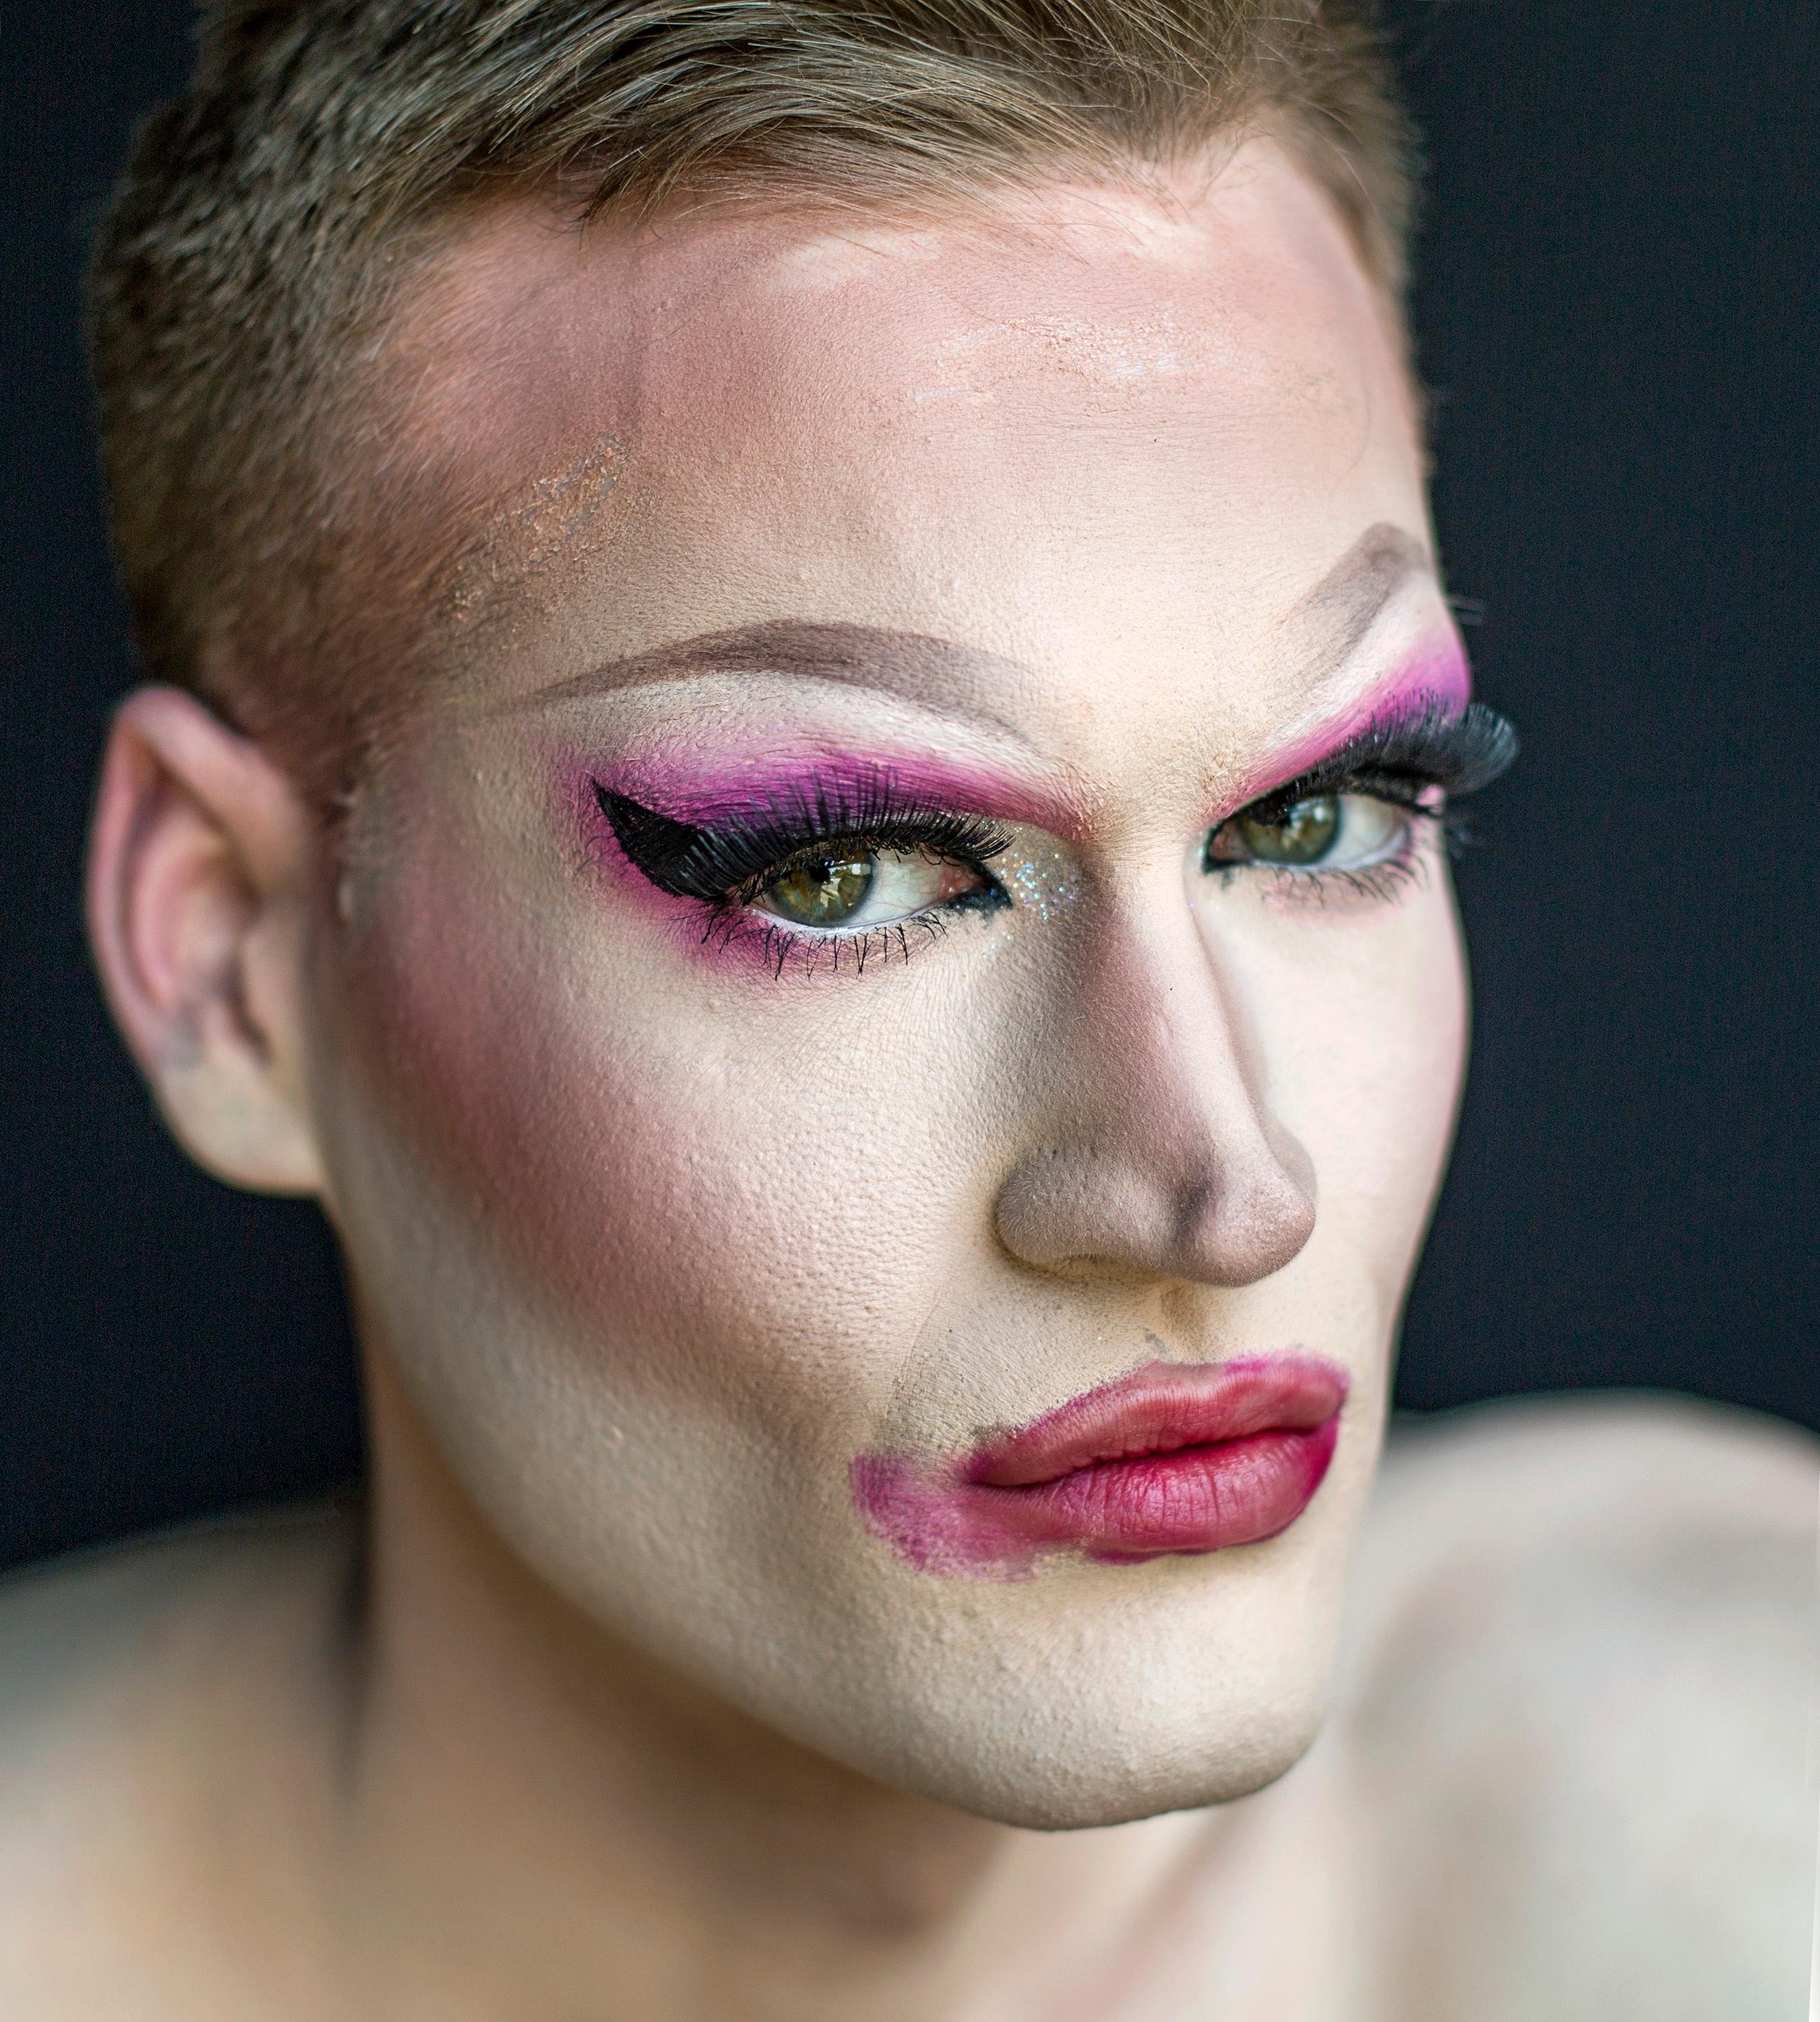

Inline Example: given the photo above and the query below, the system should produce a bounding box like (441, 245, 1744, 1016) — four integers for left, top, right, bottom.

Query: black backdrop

(5, 5, 1817, 1572)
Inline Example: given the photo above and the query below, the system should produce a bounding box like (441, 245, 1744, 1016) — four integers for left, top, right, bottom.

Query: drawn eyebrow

(524, 619, 1037, 723)
(1275, 522, 1434, 683)
(515, 522, 1433, 718)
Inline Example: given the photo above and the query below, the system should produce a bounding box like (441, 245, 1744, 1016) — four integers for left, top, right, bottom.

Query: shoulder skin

(1339, 1392, 1817, 2022)
(0, 1503, 356, 2019)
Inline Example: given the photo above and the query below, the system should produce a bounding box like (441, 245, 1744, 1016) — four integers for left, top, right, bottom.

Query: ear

(87, 686, 327, 1196)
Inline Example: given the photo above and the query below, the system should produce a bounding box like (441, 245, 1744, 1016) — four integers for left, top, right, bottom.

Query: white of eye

(1319, 794, 1412, 869)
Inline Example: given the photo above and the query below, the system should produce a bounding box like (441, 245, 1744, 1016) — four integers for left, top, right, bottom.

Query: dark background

(5, 4, 1817, 1573)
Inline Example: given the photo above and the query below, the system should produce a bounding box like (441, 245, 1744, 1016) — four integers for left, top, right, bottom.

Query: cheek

(1296, 902, 1467, 1281)
(310, 837, 995, 1440)
(1213, 883, 1467, 1295)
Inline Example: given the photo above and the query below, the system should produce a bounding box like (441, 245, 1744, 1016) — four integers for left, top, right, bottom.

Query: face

(305, 142, 1480, 1827)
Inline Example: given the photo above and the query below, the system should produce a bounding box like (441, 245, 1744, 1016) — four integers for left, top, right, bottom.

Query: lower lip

(851, 1355, 1347, 1579)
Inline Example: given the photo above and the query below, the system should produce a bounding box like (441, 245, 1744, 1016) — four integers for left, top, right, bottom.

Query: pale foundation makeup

(302, 139, 1490, 1829)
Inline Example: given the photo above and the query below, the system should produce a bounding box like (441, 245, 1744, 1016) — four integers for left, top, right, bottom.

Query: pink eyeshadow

(1224, 632, 1473, 814)
(552, 627, 1472, 861)
(562, 744, 1089, 841)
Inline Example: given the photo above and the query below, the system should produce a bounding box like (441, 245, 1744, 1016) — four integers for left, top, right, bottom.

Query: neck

(321, 1349, 1318, 2022)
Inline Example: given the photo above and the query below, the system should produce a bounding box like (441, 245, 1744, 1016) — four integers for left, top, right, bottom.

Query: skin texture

(15, 140, 1815, 2019)
(309, 145, 1461, 1829)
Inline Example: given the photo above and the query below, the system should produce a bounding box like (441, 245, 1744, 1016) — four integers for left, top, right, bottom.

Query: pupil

(1240, 795, 1339, 865)
(762, 854, 874, 926)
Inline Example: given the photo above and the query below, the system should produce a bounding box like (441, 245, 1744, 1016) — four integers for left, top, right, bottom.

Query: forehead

(389, 141, 1431, 765)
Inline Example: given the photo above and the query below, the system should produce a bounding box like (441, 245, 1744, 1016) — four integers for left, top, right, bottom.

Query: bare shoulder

(1339, 1393, 1817, 2021)
(0, 1503, 355, 2013)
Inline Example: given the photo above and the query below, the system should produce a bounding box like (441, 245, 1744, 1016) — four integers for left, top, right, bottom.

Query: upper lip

(962, 1354, 1349, 1490)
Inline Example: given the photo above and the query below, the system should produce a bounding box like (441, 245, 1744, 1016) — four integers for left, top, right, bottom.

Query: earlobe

(86, 685, 327, 1196)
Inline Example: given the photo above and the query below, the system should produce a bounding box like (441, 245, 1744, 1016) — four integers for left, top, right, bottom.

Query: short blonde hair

(88, 0, 1416, 803)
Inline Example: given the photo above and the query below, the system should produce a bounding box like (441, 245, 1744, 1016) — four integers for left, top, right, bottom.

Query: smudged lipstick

(851, 1355, 1348, 1578)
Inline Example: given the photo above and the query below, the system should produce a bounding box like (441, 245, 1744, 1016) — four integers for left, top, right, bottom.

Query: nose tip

(1173, 1165, 1316, 1284)
(988, 890, 1321, 1291)
(993, 1142, 1314, 1288)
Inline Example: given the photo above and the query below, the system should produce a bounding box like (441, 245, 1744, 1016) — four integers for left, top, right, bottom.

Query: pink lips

(851, 1355, 1349, 1578)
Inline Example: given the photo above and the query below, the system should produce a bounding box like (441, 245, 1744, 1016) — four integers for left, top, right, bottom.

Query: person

(3, 2, 1811, 2014)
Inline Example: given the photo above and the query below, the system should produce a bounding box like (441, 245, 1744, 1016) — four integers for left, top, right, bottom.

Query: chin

(739, 1554, 1347, 1832)
(866, 1672, 1333, 1833)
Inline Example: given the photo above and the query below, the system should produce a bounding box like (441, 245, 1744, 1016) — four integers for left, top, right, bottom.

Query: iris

(1233, 795, 1340, 866)
(760, 855, 876, 927)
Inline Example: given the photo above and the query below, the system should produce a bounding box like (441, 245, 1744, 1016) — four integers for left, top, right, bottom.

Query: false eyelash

(1245, 693, 1520, 831)
(595, 773, 1013, 906)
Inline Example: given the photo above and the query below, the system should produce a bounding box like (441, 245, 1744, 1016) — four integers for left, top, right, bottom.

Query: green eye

(1202, 791, 1414, 878)
(1227, 795, 1340, 866)
(758, 854, 876, 926)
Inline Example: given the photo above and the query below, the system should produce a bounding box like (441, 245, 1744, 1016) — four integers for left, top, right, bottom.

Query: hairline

(88, 2, 1418, 816)
(383, 132, 1412, 657)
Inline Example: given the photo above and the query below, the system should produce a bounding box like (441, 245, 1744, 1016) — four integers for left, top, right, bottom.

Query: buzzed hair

(87, 0, 1417, 807)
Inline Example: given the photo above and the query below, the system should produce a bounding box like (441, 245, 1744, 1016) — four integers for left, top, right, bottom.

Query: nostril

(1173, 1177, 1220, 1249)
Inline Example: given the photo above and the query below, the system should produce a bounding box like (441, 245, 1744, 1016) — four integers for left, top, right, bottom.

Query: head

(86, 1, 1509, 1829)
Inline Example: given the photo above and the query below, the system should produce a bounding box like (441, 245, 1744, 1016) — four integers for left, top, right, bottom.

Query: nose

(992, 902, 1316, 1289)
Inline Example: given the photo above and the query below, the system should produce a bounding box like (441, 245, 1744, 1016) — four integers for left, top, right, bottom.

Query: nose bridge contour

(992, 882, 1316, 1289)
